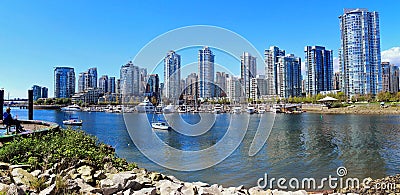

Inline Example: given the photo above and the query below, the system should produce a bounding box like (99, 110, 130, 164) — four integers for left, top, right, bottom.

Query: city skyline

(1, 1, 400, 98)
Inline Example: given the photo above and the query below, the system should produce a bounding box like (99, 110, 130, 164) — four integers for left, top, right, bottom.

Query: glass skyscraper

(54, 67, 75, 98)
(198, 46, 215, 99)
(265, 46, 285, 95)
(241, 52, 257, 99)
(339, 8, 381, 97)
(304, 46, 333, 96)
(164, 50, 181, 102)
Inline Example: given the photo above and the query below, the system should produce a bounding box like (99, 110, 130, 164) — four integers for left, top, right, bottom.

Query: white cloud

(333, 57, 339, 73)
(382, 47, 400, 65)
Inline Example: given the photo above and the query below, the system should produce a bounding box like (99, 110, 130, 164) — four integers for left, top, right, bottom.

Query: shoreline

(302, 105, 400, 115)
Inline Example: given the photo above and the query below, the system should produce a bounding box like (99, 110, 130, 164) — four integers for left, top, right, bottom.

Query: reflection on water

(6, 107, 400, 188)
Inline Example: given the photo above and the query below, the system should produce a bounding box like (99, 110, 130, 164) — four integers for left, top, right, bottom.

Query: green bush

(0, 129, 136, 172)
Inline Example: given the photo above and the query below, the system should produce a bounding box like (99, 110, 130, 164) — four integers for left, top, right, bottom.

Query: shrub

(0, 129, 136, 172)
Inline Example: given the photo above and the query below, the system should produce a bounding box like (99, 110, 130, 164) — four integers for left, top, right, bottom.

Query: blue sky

(1, 0, 400, 98)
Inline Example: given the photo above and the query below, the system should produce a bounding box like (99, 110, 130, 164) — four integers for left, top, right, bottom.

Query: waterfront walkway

(0, 120, 59, 141)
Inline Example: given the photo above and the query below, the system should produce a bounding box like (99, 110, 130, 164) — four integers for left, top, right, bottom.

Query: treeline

(34, 98, 72, 105)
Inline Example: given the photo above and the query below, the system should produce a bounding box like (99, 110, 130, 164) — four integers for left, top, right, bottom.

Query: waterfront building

(78, 67, 98, 92)
(32, 85, 42, 101)
(198, 46, 215, 98)
(215, 72, 228, 97)
(304, 46, 334, 96)
(333, 72, 340, 90)
(339, 8, 381, 97)
(226, 76, 242, 103)
(250, 75, 267, 101)
(265, 46, 285, 95)
(108, 77, 116, 94)
(72, 88, 103, 105)
(164, 50, 181, 102)
(241, 52, 257, 99)
(145, 74, 160, 104)
(140, 68, 148, 96)
(120, 61, 140, 98)
(54, 67, 75, 98)
(116, 79, 121, 94)
(99, 75, 108, 94)
(184, 73, 199, 101)
(41, 87, 48, 99)
(276, 54, 302, 98)
(382, 62, 400, 93)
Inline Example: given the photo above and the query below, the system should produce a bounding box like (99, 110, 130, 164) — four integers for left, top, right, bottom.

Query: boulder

(248, 187, 268, 195)
(30, 170, 42, 177)
(94, 170, 106, 180)
(132, 187, 157, 195)
(6, 183, 25, 195)
(198, 184, 222, 195)
(180, 184, 196, 195)
(75, 178, 101, 194)
(77, 165, 94, 183)
(0, 183, 9, 192)
(149, 172, 163, 181)
(38, 184, 56, 195)
(192, 181, 210, 188)
(10, 168, 36, 186)
(125, 180, 143, 191)
(112, 171, 137, 188)
(156, 180, 182, 195)
(123, 188, 132, 195)
(65, 179, 81, 192)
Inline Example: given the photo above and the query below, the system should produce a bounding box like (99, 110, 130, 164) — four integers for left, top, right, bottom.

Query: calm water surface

(6, 107, 400, 188)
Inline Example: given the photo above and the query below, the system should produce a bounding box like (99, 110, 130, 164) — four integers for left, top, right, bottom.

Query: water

(4, 107, 400, 188)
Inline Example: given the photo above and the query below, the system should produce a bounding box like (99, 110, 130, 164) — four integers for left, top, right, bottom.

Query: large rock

(248, 187, 268, 195)
(30, 170, 42, 177)
(132, 187, 157, 195)
(75, 178, 101, 194)
(125, 180, 143, 191)
(38, 184, 56, 195)
(0, 183, 9, 192)
(7, 183, 25, 195)
(180, 183, 196, 195)
(11, 168, 36, 186)
(198, 184, 222, 195)
(77, 165, 94, 183)
(156, 180, 182, 195)
(149, 172, 163, 181)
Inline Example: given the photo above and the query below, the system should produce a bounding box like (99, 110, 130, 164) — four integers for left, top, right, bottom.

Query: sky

(1, 0, 400, 98)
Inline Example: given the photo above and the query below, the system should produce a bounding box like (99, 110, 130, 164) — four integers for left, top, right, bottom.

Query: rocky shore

(1, 160, 399, 195)
(303, 104, 400, 115)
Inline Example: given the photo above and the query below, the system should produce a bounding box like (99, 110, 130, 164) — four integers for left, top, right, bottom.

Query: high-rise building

(140, 68, 147, 95)
(241, 52, 257, 99)
(54, 67, 75, 98)
(78, 67, 98, 92)
(41, 87, 48, 99)
(120, 61, 140, 98)
(304, 46, 334, 96)
(99, 75, 108, 94)
(198, 46, 215, 98)
(145, 74, 160, 103)
(108, 77, 116, 94)
(116, 79, 121, 94)
(32, 85, 42, 101)
(339, 8, 381, 97)
(164, 50, 181, 102)
(250, 75, 268, 100)
(333, 72, 341, 90)
(226, 76, 242, 103)
(215, 72, 228, 97)
(276, 54, 302, 98)
(185, 73, 198, 99)
(265, 46, 285, 95)
(382, 62, 400, 93)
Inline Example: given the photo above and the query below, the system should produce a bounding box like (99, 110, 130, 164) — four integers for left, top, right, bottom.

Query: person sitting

(3, 107, 24, 133)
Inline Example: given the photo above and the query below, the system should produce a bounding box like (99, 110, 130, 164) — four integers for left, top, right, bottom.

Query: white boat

(212, 104, 222, 114)
(232, 107, 241, 114)
(136, 99, 155, 113)
(270, 105, 283, 113)
(178, 105, 188, 113)
(155, 105, 163, 114)
(63, 118, 83, 126)
(163, 104, 176, 113)
(151, 122, 170, 130)
(61, 104, 81, 112)
(246, 106, 256, 114)
(257, 106, 266, 114)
